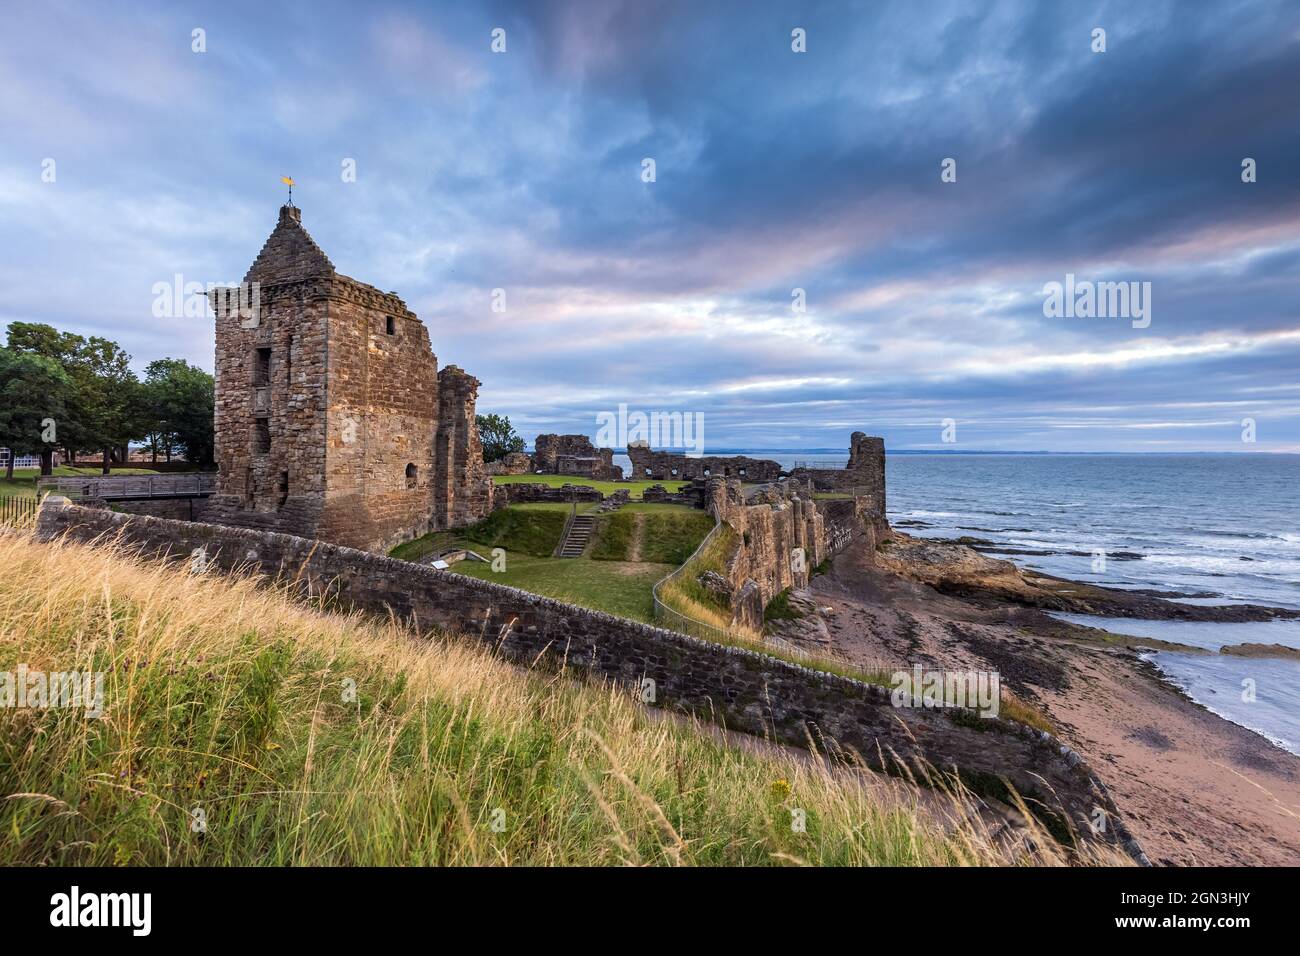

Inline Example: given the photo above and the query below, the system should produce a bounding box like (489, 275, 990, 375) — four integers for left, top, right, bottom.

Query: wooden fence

(36, 473, 217, 500)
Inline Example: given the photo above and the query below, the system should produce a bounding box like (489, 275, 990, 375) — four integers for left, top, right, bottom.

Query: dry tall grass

(0, 530, 1098, 866)
(655, 525, 748, 631)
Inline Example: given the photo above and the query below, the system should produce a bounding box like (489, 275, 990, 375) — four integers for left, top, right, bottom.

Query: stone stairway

(556, 513, 596, 557)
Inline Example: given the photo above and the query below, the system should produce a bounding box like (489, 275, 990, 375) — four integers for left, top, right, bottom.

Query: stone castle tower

(206, 204, 492, 552)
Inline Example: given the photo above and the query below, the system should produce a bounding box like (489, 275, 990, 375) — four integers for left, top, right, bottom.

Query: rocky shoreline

(768, 532, 1300, 866)
(1220, 642, 1300, 661)
(879, 532, 1300, 623)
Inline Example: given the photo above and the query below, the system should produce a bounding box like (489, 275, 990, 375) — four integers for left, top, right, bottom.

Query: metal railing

(823, 522, 862, 559)
(790, 459, 849, 470)
(805, 484, 879, 500)
(650, 515, 737, 642)
(0, 495, 38, 528)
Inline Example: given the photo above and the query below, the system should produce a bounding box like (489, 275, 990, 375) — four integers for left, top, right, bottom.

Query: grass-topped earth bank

(0, 530, 1095, 866)
(491, 473, 688, 499)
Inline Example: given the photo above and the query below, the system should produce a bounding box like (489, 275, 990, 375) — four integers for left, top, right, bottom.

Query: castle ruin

(624, 431, 885, 521)
(788, 432, 886, 519)
(625, 444, 783, 482)
(206, 204, 492, 553)
(533, 434, 623, 480)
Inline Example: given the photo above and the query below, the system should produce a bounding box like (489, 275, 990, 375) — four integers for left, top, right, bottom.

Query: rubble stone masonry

(788, 432, 886, 521)
(207, 205, 491, 553)
(625, 444, 783, 482)
(533, 434, 622, 480)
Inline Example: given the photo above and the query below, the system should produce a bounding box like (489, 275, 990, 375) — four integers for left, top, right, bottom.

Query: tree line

(0, 322, 214, 479)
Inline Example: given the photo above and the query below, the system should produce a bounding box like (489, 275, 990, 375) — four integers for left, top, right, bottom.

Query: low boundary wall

(35, 497, 1145, 863)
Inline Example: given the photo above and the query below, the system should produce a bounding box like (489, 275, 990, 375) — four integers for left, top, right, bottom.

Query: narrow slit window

(253, 347, 271, 386)
(253, 418, 271, 454)
(385, 316, 396, 335)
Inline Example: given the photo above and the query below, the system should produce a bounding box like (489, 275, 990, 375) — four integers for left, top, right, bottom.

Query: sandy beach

(780, 536, 1300, 865)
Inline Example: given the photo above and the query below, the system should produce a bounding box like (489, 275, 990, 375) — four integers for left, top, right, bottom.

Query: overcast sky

(3, 0, 1298, 452)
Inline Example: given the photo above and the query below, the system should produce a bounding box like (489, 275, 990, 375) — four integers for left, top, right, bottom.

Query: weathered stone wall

(209, 205, 493, 553)
(209, 243, 330, 541)
(555, 456, 623, 480)
(818, 497, 872, 555)
(697, 479, 882, 633)
(434, 367, 493, 530)
(486, 451, 533, 476)
(34, 496, 1143, 862)
(626, 444, 782, 482)
(112, 499, 208, 521)
(706, 479, 826, 606)
(641, 482, 704, 507)
(789, 432, 886, 521)
(494, 482, 604, 507)
(315, 276, 439, 554)
(533, 434, 622, 480)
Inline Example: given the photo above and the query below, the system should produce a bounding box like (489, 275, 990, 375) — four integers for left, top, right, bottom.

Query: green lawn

(391, 503, 690, 623)
(392, 527, 671, 624)
(492, 473, 688, 498)
(0, 465, 171, 499)
(453, 553, 672, 623)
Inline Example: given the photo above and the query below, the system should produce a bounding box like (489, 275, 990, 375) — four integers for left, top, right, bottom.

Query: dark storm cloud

(1, 0, 1297, 450)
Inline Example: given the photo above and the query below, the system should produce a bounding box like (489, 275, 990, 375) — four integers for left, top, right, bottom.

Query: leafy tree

(7, 322, 96, 466)
(143, 358, 215, 466)
(6, 322, 150, 473)
(73, 337, 149, 473)
(477, 413, 525, 462)
(0, 348, 71, 479)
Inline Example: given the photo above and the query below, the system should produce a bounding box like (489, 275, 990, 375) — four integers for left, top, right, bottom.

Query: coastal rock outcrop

(877, 532, 1300, 623)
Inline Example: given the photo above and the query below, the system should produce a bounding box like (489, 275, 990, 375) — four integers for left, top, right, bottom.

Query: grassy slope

(589, 513, 636, 561)
(492, 474, 687, 498)
(590, 507, 715, 565)
(390, 508, 569, 562)
(464, 507, 569, 558)
(0, 531, 1050, 866)
(656, 524, 739, 633)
